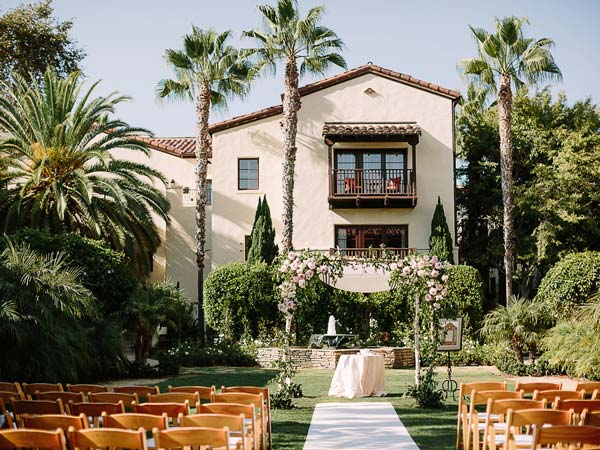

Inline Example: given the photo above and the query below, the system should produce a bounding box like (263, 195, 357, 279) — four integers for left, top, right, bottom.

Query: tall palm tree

(244, 0, 346, 252)
(0, 70, 170, 275)
(460, 17, 561, 304)
(156, 27, 254, 346)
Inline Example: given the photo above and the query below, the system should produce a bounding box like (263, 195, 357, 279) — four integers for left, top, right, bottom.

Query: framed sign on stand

(438, 318, 463, 400)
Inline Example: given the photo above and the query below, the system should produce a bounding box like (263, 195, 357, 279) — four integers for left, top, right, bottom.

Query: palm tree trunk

(194, 82, 211, 347)
(281, 56, 300, 253)
(498, 75, 515, 305)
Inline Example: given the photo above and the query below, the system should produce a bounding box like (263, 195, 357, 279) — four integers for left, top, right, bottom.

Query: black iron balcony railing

(331, 168, 415, 197)
(328, 247, 415, 259)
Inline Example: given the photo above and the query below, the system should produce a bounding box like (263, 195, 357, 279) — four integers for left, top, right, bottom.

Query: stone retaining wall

(256, 347, 414, 370)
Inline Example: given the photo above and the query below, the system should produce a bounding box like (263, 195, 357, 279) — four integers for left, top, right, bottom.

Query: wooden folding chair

(36, 391, 84, 413)
(532, 425, 600, 449)
(504, 408, 572, 450)
(0, 383, 24, 399)
(575, 382, 600, 399)
(103, 412, 168, 450)
(2, 410, 15, 430)
(482, 399, 545, 450)
(0, 428, 67, 449)
(183, 413, 250, 450)
(114, 385, 160, 403)
(212, 392, 266, 450)
(465, 390, 523, 450)
(0, 391, 20, 415)
(21, 383, 63, 399)
(66, 384, 109, 395)
(148, 392, 200, 410)
(69, 401, 125, 428)
(133, 401, 190, 426)
(200, 403, 258, 450)
(555, 399, 600, 424)
(11, 399, 65, 427)
(89, 392, 138, 411)
(68, 426, 147, 450)
(456, 382, 508, 450)
(532, 389, 583, 407)
(23, 413, 88, 431)
(168, 385, 215, 402)
(153, 426, 230, 450)
(222, 386, 272, 450)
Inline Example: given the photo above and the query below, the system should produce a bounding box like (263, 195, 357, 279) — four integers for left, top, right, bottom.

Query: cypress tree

(429, 196, 454, 263)
(247, 195, 278, 264)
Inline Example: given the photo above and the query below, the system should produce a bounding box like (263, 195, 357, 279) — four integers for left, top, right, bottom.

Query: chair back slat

(514, 381, 562, 393)
(182, 412, 245, 432)
(11, 399, 65, 427)
(0, 383, 23, 399)
(22, 383, 63, 399)
(555, 399, 600, 414)
(0, 391, 20, 405)
(66, 384, 109, 394)
(36, 391, 84, 411)
(201, 402, 258, 450)
(167, 385, 214, 401)
(584, 411, 600, 426)
(113, 385, 159, 401)
(68, 426, 147, 450)
(69, 401, 125, 428)
(23, 413, 88, 430)
(533, 389, 583, 407)
(148, 392, 200, 406)
(152, 426, 230, 449)
(89, 392, 138, 406)
(0, 428, 67, 449)
(133, 402, 190, 424)
(102, 412, 169, 431)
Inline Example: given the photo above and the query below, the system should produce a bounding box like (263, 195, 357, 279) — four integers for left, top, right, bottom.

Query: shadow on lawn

(395, 404, 456, 450)
(272, 420, 311, 450)
(159, 367, 278, 390)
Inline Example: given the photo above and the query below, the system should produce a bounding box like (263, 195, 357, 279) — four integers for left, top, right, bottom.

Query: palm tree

(156, 27, 255, 346)
(0, 70, 170, 275)
(244, 0, 346, 252)
(481, 295, 549, 362)
(460, 17, 561, 304)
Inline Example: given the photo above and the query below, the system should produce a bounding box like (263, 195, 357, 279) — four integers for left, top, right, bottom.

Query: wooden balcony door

(335, 225, 409, 253)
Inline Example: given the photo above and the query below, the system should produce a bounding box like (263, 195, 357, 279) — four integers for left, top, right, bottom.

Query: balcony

(328, 168, 417, 208)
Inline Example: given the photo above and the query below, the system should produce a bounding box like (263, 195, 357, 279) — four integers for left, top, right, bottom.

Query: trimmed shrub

(535, 251, 600, 320)
(429, 196, 454, 263)
(442, 265, 485, 334)
(204, 262, 279, 340)
(10, 228, 137, 314)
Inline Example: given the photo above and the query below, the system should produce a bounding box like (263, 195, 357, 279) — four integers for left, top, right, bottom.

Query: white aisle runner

(303, 402, 420, 450)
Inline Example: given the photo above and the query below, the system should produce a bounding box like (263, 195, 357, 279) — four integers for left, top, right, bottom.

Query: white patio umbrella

(322, 263, 393, 293)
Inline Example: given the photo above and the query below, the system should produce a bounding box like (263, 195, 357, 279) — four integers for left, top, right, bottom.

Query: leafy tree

(429, 196, 454, 263)
(247, 195, 278, 264)
(157, 27, 255, 346)
(244, 0, 346, 252)
(0, 0, 85, 83)
(481, 295, 550, 362)
(0, 70, 170, 275)
(458, 90, 600, 301)
(121, 281, 190, 364)
(461, 16, 561, 303)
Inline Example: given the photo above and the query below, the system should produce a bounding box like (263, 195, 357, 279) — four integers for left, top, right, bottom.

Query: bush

(155, 340, 257, 375)
(10, 228, 138, 314)
(442, 265, 484, 334)
(405, 367, 444, 408)
(204, 262, 279, 340)
(535, 251, 600, 320)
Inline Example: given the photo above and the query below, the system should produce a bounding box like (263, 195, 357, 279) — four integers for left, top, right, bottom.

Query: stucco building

(116, 64, 461, 302)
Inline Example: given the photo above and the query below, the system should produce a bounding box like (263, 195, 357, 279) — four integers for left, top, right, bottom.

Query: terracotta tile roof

(208, 64, 460, 134)
(322, 122, 422, 137)
(140, 136, 197, 158)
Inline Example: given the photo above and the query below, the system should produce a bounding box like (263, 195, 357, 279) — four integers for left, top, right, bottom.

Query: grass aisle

(159, 366, 506, 450)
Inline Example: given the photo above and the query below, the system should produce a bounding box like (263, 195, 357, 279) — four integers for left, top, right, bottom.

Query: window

(334, 149, 407, 194)
(238, 158, 259, 190)
(335, 225, 408, 250)
(206, 180, 212, 206)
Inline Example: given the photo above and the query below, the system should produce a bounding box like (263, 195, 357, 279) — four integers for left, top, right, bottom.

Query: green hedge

(204, 262, 279, 340)
(442, 265, 485, 334)
(10, 228, 138, 314)
(535, 251, 600, 320)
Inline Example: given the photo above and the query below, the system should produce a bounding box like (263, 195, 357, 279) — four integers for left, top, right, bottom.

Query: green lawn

(159, 366, 509, 450)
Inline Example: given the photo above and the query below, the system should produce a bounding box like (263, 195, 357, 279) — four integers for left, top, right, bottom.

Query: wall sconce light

(169, 179, 176, 189)
(364, 87, 376, 95)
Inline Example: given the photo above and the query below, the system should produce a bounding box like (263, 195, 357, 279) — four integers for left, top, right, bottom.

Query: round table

(328, 353, 386, 399)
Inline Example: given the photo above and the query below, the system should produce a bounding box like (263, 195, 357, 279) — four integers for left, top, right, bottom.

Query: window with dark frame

(335, 225, 408, 249)
(238, 158, 259, 190)
(334, 149, 407, 194)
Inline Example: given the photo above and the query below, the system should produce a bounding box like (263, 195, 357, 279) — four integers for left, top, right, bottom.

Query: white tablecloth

(328, 354, 386, 399)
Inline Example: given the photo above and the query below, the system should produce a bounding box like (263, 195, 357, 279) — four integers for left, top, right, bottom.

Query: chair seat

(493, 434, 533, 446)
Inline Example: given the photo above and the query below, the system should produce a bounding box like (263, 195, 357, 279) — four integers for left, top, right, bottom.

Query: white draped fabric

(328, 354, 386, 399)
(322, 264, 393, 293)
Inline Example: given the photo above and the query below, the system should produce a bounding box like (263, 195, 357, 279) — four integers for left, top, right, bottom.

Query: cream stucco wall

(211, 73, 457, 269)
(110, 146, 212, 303)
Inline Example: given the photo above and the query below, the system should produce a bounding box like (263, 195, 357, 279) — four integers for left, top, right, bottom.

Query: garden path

(303, 402, 419, 450)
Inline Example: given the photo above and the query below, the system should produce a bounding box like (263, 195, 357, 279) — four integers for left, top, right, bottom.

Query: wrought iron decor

(438, 318, 463, 400)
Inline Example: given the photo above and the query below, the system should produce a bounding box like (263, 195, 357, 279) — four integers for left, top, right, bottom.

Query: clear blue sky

(3, 0, 599, 136)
